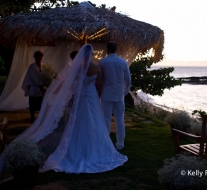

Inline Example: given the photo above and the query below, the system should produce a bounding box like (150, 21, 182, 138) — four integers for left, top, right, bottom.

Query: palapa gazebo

(0, 1, 164, 110)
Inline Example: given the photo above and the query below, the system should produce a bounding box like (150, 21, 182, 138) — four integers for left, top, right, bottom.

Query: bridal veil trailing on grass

(0, 44, 127, 175)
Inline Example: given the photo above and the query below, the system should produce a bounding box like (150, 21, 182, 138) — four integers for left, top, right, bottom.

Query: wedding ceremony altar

(0, 1, 164, 110)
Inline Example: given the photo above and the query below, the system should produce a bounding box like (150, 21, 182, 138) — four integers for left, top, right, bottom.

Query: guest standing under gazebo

(22, 51, 45, 123)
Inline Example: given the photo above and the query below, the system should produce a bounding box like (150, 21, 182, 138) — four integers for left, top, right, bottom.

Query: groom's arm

(124, 63, 131, 96)
(96, 64, 103, 98)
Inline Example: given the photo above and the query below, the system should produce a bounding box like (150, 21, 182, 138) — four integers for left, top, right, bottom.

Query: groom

(100, 41, 131, 150)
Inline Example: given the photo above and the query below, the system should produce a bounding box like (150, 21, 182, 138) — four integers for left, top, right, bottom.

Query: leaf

(130, 52, 182, 96)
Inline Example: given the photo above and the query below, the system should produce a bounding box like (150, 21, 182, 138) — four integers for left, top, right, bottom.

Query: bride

(0, 44, 127, 174)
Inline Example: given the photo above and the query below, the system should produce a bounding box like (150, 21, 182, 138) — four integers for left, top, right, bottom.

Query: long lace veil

(0, 44, 93, 173)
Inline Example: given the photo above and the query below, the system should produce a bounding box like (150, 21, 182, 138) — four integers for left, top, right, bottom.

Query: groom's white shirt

(100, 53, 131, 102)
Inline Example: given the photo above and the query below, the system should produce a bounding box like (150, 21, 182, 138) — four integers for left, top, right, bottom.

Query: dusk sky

(80, 0, 207, 66)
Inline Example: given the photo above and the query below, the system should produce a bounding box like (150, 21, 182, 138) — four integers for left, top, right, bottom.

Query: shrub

(190, 119, 202, 135)
(4, 138, 45, 171)
(158, 153, 207, 189)
(165, 110, 191, 132)
(134, 98, 168, 120)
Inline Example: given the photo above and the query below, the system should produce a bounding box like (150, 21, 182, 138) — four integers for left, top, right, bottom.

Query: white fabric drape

(0, 37, 137, 110)
(0, 44, 93, 173)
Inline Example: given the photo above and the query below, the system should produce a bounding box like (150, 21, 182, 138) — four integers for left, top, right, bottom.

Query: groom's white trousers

(102, 100, 125, 149)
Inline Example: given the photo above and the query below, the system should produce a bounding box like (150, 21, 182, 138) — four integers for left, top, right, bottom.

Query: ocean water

(137, 66, 207, 114)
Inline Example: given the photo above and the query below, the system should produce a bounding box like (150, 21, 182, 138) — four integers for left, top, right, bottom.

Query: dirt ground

(0, 109, 133, 141)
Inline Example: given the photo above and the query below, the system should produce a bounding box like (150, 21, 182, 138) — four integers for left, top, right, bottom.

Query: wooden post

(201, 115, 207, 156)
(79, 35, 88, 47)
(173, 132, 180, 155)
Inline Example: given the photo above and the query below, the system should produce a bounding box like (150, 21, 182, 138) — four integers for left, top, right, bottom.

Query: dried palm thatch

(0, 3, 164, 60)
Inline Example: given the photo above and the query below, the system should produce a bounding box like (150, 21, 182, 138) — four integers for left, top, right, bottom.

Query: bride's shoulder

(86, 62, 101, 76)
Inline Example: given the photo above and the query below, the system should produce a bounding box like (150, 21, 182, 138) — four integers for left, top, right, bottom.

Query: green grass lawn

(0, 108, 176, 189)
(0, 77, 196, 189)
(35, 110, 175, 189)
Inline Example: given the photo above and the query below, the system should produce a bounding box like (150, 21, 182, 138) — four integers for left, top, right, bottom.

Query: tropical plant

(192, 109, 207, 121)
(32, 0, 80, 11)
(0, 0, 79, 17)
(0, 0, 36, 17)
(0, 1, 116, 17)
(130, 52, 182, 96)
(4, 138, 45, 171)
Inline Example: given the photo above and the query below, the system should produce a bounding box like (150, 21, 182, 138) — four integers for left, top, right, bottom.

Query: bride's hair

(83, 44, 92, 66)
(70, 51, 78, 60)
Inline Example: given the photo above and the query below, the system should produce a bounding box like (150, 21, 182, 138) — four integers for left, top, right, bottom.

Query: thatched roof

(0, 2, 164, 60)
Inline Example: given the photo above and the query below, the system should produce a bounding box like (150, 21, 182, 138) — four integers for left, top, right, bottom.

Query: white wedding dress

(0, 44, 127, 174)
(41, 74, 127, 173)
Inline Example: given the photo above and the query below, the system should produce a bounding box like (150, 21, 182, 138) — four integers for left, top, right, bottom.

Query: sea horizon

(140, 66, 207, 114)
(153, 60, 207, 67)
